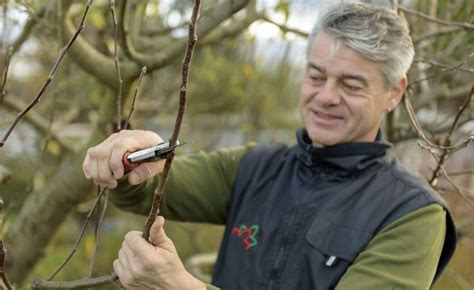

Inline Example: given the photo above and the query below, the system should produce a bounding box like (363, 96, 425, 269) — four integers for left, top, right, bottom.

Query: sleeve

(109, 144, 255, 224)
(335, 203, 446, 290)
(206, 284, 220, 290)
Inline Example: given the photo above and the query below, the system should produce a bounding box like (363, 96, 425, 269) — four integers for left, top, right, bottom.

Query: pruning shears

(122, 140, 188, 172)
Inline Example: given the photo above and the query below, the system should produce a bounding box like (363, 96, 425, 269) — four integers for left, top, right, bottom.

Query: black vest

(212, 129, 456, 290)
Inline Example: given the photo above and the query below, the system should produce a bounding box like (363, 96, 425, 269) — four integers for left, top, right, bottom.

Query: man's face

(299, 32, 405, 147)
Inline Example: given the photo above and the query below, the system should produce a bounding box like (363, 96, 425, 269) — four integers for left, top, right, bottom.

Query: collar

(295, 128, 392, 173)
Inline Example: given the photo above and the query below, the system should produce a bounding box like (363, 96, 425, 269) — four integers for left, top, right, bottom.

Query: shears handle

(122, 153, 140, 172)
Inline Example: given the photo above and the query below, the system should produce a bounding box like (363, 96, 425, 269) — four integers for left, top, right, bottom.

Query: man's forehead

(307, 33, 382, 82)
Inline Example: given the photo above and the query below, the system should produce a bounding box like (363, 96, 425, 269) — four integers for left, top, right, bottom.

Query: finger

(109, 143, 127, 180)
(82, 154, 91, 179)
(128, 160, 165, 185)
(113, 259, 130, 288)
(96, 151, 116, 186)
(118, 247, 132, 269)
(150, 216, 175, 252)
(123, 231, 154, 258)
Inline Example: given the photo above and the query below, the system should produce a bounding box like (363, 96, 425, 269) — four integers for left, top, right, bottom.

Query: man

(83, 3, 456, 289)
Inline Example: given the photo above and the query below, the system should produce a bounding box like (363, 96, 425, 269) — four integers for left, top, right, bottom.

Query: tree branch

(119, 0, 248, 71)
(32, 273, 118, 289)
(0, 200, 13, 290)
(399, 6, 474, 30)
(413, 58, 474, 74)
(10, 7, 46, 55)
(109, 0, 123, 130)
(46, 188, 107, 280)
(124, 66, 146, 130)
(260, 14, 309, 37)
(429, 86, 473, 185)
(0, 0, 95, 148)
(2, 96, 75, 153)
(59, 1, 139, 89)
(142, 0, 202, 241)
(199, 0, 261, 46)
(403, 91, 473, 152)
(0, 47, 12, 104)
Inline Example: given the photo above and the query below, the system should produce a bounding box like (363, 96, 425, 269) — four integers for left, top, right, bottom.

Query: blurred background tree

(0, 0, 472, 289)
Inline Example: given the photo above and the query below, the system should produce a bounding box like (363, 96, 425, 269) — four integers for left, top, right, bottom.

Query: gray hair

(308, 2, 414, 89)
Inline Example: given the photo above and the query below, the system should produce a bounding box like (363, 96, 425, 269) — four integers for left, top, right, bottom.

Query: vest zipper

(265, 173, 325, 289)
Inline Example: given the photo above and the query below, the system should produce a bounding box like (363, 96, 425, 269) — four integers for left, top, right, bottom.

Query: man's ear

(386, 77, 408, 112)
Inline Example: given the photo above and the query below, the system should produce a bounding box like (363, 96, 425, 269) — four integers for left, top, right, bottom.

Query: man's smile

(310, 109, 345, 126)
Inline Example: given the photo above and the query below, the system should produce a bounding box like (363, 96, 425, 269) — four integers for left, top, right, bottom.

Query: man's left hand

(113, 216, 206, 290)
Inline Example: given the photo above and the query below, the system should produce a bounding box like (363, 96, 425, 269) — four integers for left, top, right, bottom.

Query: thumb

(150, 216, 176, 253)
(128, 160, 164, 185)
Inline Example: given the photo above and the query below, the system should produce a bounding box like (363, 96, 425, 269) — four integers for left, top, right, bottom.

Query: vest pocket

(305, 215, 373, 263)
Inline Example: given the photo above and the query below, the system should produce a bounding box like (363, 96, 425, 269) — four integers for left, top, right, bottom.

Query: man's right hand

(82, 130, 165, 189)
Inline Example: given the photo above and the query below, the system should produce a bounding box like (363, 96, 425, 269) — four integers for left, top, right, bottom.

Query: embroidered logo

(231, 224, 259, 251)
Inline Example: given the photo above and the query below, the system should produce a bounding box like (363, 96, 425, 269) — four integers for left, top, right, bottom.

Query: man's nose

(315, 82, 341, 106)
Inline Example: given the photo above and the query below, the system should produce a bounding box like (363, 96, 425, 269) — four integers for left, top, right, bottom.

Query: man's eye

(309, 75, 324, 82)
(343, 83, 361, 91)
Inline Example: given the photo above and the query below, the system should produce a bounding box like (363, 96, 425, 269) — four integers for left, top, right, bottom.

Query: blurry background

(0, 0, 472, 289)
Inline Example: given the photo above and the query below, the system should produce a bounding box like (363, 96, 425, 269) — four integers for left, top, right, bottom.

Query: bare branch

(409, 60, 468, 88)
(0, 200, 14, 290)
(47, 187, 107, 281)
(32, 273, 118, 289)
(0, 47, 12, 104)
(0, 0, 95, 148)
(11, 7, 46, 55)
(403, 92, 473, 152)
(124, 66, 146, 130)
(399, 6, 474, 30)
(200, 0, 260, 46)
(418, 142, 474, 207)
(413, 27, 463, 45)
(260, 14, 309, 37)
(120, 0, 248, 70)
(430, 86, 473, 185)
(87, 189, 109, 277)
(413, 59, 474, 74)
(2, 96, 75, 153)
(59, 1, 139, 89)
(447, 170, 474, 177)
(109, 0, 123, 131)
(142, 0, 202, 241)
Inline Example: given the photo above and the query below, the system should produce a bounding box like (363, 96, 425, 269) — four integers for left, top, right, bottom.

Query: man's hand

(82, 130, 165, 188)
(113, 216, 206, 290)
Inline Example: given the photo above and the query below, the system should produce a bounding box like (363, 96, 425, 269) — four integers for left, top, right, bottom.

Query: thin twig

(409, 61, 467, 88)
(260, 14, 308, 37)
(47, 187, 107, 280)
(0, 47, 12, 104)
(419, 142, 474, 207)
(447, 170, 474, 177)
(124, 66, 146, 129)
(109, 0, 123, 131)
(0, 0, 94, 147)
(413, 27, 463, 44)
(88, 189, 109, 277)
(142, 0, 202, 241)
(413, 58, 474, 74)
(430, 86, 473, 185)
(399, 6, 474, 30)
(32, 273, 118, 289)
(404, 91, 473, 152)
(0, 200, 14, 290)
